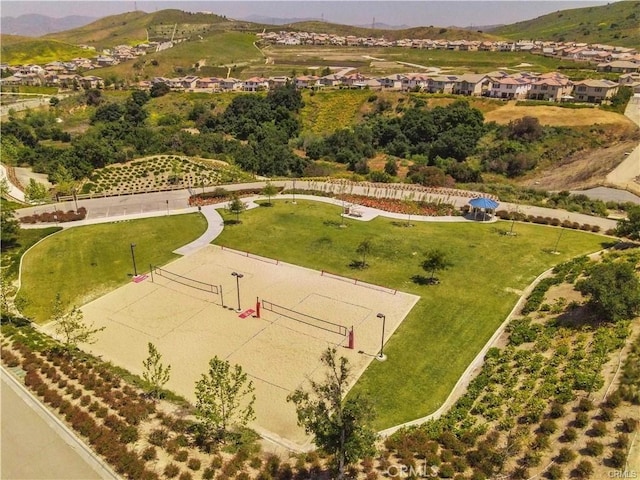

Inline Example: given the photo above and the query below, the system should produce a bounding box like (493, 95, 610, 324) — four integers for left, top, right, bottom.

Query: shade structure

(469, 197, 499, 210)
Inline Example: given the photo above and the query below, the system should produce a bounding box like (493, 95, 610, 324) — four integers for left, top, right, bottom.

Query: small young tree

(142, 342, 171, 399)
(24, 178, 48, 202)
(421, 249, 452, 283)
(261, 182, 278, 206)
(287, 347, 377, 480)
(355, 239, 372, 269)
(1, 207, 19, 248)
(194, 356, 255, 443)
(226, 195, 247, 224)
(615, 205, 640, 241)
(52, 294, 105, 355)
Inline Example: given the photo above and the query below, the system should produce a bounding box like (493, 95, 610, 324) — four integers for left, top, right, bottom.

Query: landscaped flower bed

(20, 207, 87, 224)
(188, 187, 284, 207)
(342, 194, 460, 216)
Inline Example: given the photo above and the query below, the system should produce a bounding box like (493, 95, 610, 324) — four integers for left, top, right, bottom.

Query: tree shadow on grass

(552, 303, 609, 330)
(349, 260, 368, 270)
(411, 275, 439, 285)
(323, 220, 347, 228)
(391, 221, 414, 228)
(223, 219, 242, 226)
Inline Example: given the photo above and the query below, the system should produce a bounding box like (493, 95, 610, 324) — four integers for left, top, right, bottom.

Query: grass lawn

(1, 225, 61, 281)
(17, 213, 207, 323)
(213, 200, 607, 428)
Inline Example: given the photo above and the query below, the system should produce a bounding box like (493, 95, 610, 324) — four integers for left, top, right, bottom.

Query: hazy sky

(0, 1, 613, 27)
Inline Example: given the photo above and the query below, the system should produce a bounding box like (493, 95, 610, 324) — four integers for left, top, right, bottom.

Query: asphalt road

(1, 368, 117, 480)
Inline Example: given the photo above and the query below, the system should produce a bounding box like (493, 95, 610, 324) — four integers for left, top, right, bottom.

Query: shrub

(142, 446, 157, 461)
(174, 450, 188, 462)
(557, 426, 573, 442)
(120, 425, 139, 444)
(621, 417, 638, 433)
(616, 433, 630, 449)
(164, 463, 180, 478)
(539, 419, 558, 434)
(187, 458, 201, 471)
(202, 468, 214, 480)
(439, 463, 455, 478)
(590, 421, 607, 437)
(599, 407, 615, 422)
(578, 398, 594, 411)
(546, 464, 564, 480)
(549, 402, 565, 418)
(148, 428, 169, 447)
(178, 473, 192, 480)
(584, 440, 603, 457)
(556, 447, 576, 463)
(574, 412, 589, 428)
(573, 460, 593, 479)
(609, 448, 626, 468)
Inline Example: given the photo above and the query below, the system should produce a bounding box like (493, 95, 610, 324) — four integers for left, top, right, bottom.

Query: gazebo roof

(469, 197, 499, 209)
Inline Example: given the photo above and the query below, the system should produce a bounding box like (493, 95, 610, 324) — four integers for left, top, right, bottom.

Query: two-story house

(572, 79, 619, 103)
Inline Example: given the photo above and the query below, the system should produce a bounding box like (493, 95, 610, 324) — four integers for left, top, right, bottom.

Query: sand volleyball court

(54, 245, 419, 448)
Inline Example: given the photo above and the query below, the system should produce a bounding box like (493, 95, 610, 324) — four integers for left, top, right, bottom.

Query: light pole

(130, 243, 138, 277)
(231, 272, 244, 312)
(376, 313, 387, 361)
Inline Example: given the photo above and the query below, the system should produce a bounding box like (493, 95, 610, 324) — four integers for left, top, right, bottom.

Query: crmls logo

(385, 464, 437, 478)
(608, 471, 638, 479)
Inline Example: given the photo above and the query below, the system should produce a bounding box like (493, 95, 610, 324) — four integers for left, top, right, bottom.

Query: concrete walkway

(0, 163, 26, 202)
(1, 367, 118, 480)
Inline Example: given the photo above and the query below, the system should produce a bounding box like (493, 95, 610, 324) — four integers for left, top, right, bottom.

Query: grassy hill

(43, 9, 250, 50)
(491, 1, 639, 48)
(0, 34, 92, 64)
(271, 21, 498, 41)
(91, 30, 261, 81)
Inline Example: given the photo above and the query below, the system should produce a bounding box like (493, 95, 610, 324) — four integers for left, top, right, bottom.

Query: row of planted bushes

(188, 187, 285, 207)
(495, 209, 607, 233)
(20, 207, 87, 224)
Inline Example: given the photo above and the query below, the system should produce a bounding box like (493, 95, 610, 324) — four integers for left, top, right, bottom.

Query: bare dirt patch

(519, 139, 640, 191)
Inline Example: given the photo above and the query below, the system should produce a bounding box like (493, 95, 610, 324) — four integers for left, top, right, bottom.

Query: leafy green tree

(49, 96, 60, 107)
(1, 207, 20, 248)
(615, 205, 640, 241)
(261, 182, 278, 205)
(575, 261, 640, 322)
(52, 294, 105, 355)
(0, 177, 10, 198)
(287, 347, 377, 480)
(150, 82, 170, 98)
(355, 239, 372, 269)
(194, 356, 255, 443)
(384, 157, 398, 176)
(421, 249, 452, 282)
(226, 195, 247, 223)
(142, 342, 171, 399)
(24, 178, 48, 202)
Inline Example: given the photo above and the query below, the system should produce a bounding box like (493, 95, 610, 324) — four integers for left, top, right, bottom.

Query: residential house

(78, 75, 104, 89)
(528, 76, 573, 102)
(243, 77, 269, 92)
(573, 79, 619, 103)
(400, 73, 430, 91)
(379, 73, 404, 90)
(489, 76, 532, 99)
(619, 72, 640, 86)
(196, 77, 222, 90)
(597, 61, 640, 73)
(95, 56, 118, 67)
(453, 74, 492, 96)
(268, 76, 290, 89)
(180, 76, 199, 90)
(342, 73, 368, 88)
(219, 78, 243, 92)
(294, 75, 320, 89)
(319, 74, 343, 88)
(427, 75, 458, 94)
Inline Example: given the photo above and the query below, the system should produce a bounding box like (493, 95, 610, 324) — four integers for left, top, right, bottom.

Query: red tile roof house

(489, 76, 532, 99)
(572, 79, 619, 104)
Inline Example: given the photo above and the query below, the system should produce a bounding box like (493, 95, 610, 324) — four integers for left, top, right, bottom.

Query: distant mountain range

(1, 14, 97, 36)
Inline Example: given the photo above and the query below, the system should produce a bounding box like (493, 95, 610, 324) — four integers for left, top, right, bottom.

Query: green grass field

(213, 200, 606, 428)
(16, 214, 207, 323)
(0, 37, 91, 65)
